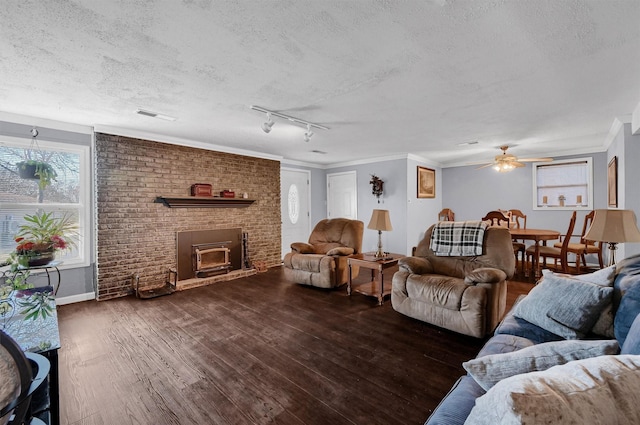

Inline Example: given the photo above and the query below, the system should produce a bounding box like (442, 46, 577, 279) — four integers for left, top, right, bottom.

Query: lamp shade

(367, 209, 393, 232)
(584, 209, 640, 243)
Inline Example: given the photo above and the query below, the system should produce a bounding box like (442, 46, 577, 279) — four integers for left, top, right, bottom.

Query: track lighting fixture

(304, 124, 313, 142)
(250, 105, 329, 142)
(261, 112, 275, 133)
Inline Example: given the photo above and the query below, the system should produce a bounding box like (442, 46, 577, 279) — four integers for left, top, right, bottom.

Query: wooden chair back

(482, 210, 510, 228)
(508, 209, 527, 229)
(558, 211, 578, 270)
(438, 208, 455, 221)
(581, 210, 598, 245)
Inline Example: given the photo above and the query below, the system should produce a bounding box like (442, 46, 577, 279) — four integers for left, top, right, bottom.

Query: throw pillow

(542, 266, 616, 337)
(464, 355, 640, 425)
(621, 313, 640, 355)
(615, 282, 640, 346)
(463, 339, 619, 391)
(512, 272, 613, 339)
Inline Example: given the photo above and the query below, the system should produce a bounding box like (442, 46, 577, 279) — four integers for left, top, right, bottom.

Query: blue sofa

(426, 253, 640, 425)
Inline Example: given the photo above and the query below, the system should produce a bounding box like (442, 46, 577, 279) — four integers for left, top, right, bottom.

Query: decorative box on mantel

(191, 183, 212, 197)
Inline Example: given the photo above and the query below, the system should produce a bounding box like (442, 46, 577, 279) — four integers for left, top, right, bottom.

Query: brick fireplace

(95, 133, 282, 300)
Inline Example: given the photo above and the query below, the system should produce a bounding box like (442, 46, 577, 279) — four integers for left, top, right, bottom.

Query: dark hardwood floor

(57, 266, 533, 425)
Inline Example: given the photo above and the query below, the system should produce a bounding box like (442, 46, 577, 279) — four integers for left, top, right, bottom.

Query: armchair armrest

(326, 247, 354, 256)
(398, 256, 433, 274)
(290, 242, 315, 254)
(464, 267, 507, 285)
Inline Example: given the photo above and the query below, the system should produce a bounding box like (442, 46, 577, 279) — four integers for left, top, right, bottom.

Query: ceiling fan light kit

(474, 145, 552, 172)
(250, 105, 328, 143)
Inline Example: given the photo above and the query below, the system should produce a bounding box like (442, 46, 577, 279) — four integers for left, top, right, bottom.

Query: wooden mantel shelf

(156, 196, 256, 208)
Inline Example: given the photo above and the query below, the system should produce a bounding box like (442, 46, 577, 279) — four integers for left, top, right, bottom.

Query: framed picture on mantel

(417, 166, 435, 198)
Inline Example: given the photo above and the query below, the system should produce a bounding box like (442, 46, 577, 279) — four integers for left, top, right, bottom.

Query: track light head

(261, 112, 275, 133)
(304, 124, 314, 142)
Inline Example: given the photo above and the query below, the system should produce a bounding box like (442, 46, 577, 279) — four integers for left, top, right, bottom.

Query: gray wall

(326, 158, 409, 256)
(406, 158, 442, 253)
(617, 123, 640, 258)
(442, 152, 609, 228)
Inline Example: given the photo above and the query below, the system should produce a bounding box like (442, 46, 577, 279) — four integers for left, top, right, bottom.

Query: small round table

(17, 260, 63, 295)
(509, 229, 560, 277)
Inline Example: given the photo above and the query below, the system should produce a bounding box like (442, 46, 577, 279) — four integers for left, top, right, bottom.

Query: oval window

(288, 184, 299, 224)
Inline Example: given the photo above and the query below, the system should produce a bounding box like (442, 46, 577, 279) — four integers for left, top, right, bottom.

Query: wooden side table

(348, 253, 404, 305)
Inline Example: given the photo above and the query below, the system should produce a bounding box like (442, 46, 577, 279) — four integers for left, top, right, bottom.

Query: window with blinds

(533, 158, 593, 210)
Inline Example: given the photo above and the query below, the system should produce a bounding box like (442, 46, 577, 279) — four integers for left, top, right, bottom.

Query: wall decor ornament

(417, 166, 435, 198)
(370, 175, 384, 203)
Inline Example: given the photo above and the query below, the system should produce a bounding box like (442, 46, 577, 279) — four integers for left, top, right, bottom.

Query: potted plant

(16, 160, 58, 190)
(11, 211, 78, 268)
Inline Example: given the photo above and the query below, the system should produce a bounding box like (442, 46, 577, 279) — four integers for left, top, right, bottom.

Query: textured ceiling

(1, 0, 639, 166)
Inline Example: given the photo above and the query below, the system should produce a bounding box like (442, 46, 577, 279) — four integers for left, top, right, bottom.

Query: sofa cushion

(425, 376, 484, 425)
(494, 300, 564, 343)
(621, 313, 640, 354)
(475, 334, 535, 358)
(464, 355, 640, 425)
(463, 339, 619, 391)
(512, 272, 613, 339)
(613, 253, 640, 310)
(406, 275, 466, 310)
(615, 283, 640, 347)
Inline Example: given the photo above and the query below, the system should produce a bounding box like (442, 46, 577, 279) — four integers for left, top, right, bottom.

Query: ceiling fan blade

(512, 161, 526, 168)
(475, 163, 494, 170)
(517, 157, 553, 162)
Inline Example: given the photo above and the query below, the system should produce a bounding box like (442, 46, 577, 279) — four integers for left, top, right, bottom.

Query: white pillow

(465, 355, 640, 425)
(463, 339, 619, 391)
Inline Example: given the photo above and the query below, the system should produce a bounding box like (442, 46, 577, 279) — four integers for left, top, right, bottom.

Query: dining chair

(482, 210, 510, 227)
(553, 210, 604, 271)
(438, 208, 455, 221)
(509, 209, 527, 274)
(526, 211, 577, 274)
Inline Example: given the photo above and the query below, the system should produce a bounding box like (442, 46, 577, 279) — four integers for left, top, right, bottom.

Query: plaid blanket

(429, 220, 488, 256)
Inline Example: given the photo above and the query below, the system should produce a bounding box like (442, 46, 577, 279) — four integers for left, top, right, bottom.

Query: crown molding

(94, 125, 283, 162)
(0, 110, 93, 134)
(603, 116, 631, 151)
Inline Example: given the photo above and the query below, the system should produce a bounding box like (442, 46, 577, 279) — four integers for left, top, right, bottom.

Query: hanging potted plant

(15, 128, 58, 191)
(10, 211, 78, 267)
(16, 160, 58, 190)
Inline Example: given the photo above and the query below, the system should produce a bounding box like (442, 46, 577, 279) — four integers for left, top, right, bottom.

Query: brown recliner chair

(391, 224, 515, 338)
(283, 218, 364, 288)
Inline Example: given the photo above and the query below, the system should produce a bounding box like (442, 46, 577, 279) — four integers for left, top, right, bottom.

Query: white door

(327, 171, 358, 219)
(281, 168, 311, 260)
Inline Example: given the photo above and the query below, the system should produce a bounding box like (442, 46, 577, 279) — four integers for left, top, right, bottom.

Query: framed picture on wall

(417, 166, 435, 198)
(608, 156, 618, 207)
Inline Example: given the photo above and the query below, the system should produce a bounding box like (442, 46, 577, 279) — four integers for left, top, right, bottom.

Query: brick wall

(96, 133, 281, 300)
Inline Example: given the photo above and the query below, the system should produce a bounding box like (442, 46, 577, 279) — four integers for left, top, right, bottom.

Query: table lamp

(368, 209, 393, 258)
(583, 209, 640, 267)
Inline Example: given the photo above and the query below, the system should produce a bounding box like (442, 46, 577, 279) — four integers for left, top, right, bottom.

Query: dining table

(509, 228, 561, 278)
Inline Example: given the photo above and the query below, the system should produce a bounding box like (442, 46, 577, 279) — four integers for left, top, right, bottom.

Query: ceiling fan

(473, 145, 552, 172)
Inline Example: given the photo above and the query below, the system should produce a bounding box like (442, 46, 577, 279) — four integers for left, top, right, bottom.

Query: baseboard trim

(56, 291, 96, 305)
